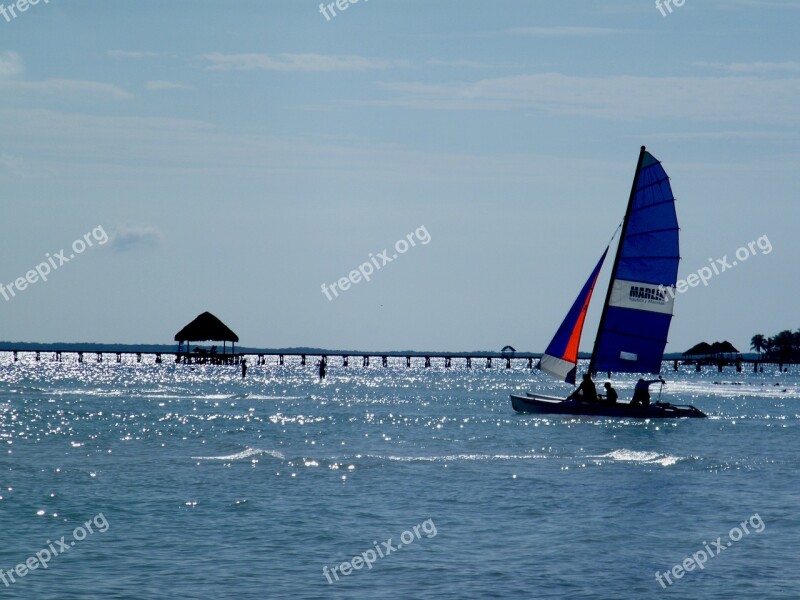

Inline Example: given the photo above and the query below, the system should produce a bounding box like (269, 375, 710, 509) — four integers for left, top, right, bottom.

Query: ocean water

(0, 352, 798, 599)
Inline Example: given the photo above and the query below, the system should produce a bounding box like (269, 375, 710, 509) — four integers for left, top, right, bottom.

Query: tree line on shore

(750, 331, 800, 360)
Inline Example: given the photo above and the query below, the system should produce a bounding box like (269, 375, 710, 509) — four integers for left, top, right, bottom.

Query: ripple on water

(593, 449, 682, 466)
(191, 447, 285, 461)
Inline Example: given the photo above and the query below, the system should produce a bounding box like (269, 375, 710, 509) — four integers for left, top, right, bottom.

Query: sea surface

(0, 352, 798, 599)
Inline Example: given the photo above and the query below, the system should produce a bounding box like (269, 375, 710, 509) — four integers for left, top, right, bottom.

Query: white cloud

(0, 51, 23, 78)
(427, 59, 490, 69)
(0, 78, 132, 99)
(497, 26, 618, 37)
(692, 61, 800, 74)
(146, 80, 193, 91)
(0, 52, 128, 99)
(645, 130, 795, 141)
(0, 153, 31, 178)
(108, 50, 160, 59)
(372, 73, 800, 122)
(419, 26, 619, 39)
(198, 52, 407, 72)
(716, 0, 800, 8)
(110, 226, 164, 252)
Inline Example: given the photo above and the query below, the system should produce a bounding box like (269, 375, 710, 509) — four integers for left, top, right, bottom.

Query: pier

(0, 348, 540, 369)
(1, 348, 797, 373)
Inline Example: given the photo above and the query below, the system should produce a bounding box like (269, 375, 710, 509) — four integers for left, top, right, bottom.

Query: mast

(589, 145, 647, 375)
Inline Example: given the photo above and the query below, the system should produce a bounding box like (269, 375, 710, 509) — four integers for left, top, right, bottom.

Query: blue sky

(0, 0, 797, 353)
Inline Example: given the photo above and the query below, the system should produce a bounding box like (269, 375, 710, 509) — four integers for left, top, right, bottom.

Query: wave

(366, 453, 546, 462)
(192, 448, 285, 461)
(5, 386, 46, 394)
(594, 449, 681, 466)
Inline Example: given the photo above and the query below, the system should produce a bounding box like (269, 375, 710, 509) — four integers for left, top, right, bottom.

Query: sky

(0, 0, 798, 354)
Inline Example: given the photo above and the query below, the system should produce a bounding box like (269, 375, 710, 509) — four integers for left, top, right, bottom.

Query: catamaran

(510, 146, 706, 418)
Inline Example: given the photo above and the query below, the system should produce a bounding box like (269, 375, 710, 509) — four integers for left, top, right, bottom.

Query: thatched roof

(711, 340, 739, 354)
(684, 340, 739, 356)
(684, 342, 713, 356)
(174, 312, 239, 343)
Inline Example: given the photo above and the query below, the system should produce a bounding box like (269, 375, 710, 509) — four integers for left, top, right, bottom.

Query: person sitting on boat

(568, 373, 597, 403)
(600, 382, 618, 404)
(630, 377, 665, 407)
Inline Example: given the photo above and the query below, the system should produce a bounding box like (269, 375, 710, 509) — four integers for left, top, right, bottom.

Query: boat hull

(510, 393, 706, 418)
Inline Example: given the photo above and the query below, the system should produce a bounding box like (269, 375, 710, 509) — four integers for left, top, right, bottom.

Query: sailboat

(510, 146, 706, 418)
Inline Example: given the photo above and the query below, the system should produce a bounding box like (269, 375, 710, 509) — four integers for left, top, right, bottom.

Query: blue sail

(539, 249, 608, 385)
(590, 149, 679, 374)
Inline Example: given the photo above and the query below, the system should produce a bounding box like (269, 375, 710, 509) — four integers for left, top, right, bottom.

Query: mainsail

(589, 147, 679, 375)
(538, 249, 608, 384)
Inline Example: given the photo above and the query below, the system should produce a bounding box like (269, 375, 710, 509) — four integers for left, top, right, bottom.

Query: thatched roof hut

(175, 312, 239, 354)
(684, 340, 739, 358)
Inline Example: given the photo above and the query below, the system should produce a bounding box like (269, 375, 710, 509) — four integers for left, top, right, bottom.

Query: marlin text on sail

(629, 285, 668, 303)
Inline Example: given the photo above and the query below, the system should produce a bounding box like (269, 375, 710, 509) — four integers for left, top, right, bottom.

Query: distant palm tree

(773, 330, 795, 359)
(750, 334, 766, 359)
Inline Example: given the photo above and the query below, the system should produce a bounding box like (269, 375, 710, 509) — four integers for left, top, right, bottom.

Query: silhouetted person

(601, 382, 618, 404)
(319, 357, 327, 380)
(568, 373, 597, 402)
(630, 377, 664, 407)
(241, 359, 247, 379)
